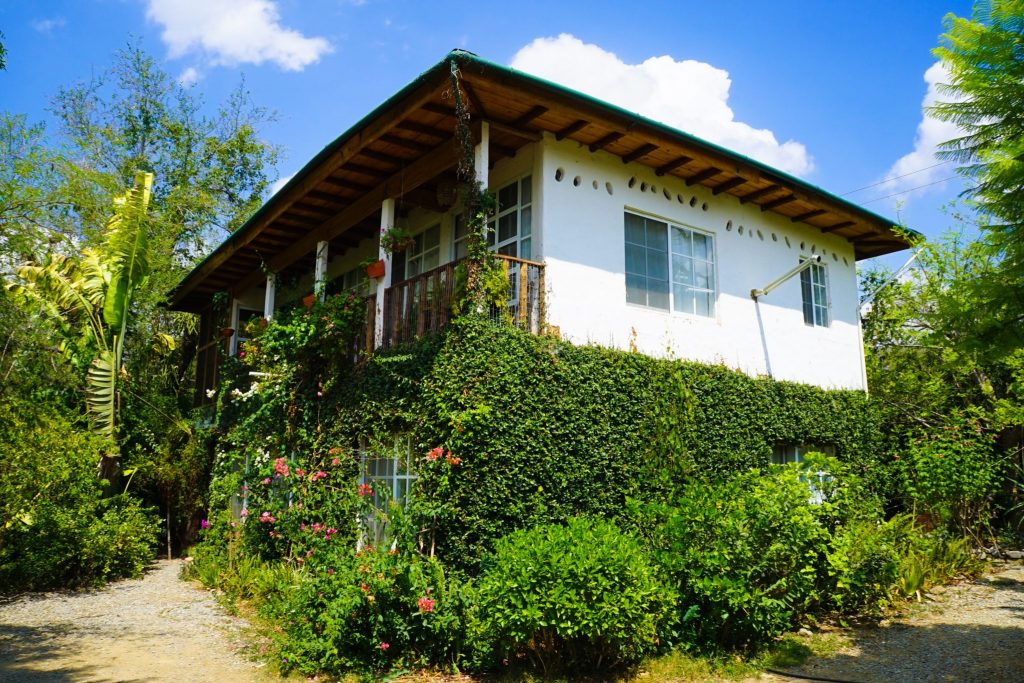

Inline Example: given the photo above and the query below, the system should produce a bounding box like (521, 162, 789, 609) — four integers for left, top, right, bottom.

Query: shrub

(825, 515, 912, 614)
(477, 516, 675, 674)
(0, 400, 158, 591)
(642, 468, 826, 650)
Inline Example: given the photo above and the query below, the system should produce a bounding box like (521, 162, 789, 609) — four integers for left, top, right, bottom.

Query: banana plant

(7, 171, 155, 442)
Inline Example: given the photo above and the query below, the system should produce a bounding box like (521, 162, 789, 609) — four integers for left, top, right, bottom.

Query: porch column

(374, 197, 396, 348)
(314, 240, 328, 301)
(474, 121, 489, 189)
(263, 274, 276, 321)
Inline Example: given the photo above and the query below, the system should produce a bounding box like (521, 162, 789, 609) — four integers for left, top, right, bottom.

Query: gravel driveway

(0, 559, 272, 683)
(765, 562, 1024, 683)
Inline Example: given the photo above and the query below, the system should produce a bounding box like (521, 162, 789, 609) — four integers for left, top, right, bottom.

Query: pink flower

(295, 468, 305, 477)
(380, 642, 390, 651)
(312, 470, 327, 481)
(200, 519, 210, 529)
(331, 457, 340, 466)
(262, 477, 271, 485)
(316, 391, 323, 397)
(273, 457, 290, 478)
(259, 511, 276, 523)
(418, 597, 435, 613)
(357, 483, 373, 497)
(238, 350, 246, 358)
(426, 446, 444, 461)
(240, 508, 248, 518)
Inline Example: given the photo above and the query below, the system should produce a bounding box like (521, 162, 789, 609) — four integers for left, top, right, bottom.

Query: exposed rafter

(712, 176, 747, 195)
(655, 155, 692, 176)
(556, 119, 589, 140)
(685, 167, 722, 187)
(621, 143, 659, 165)
(791, 209, 828, 223)
(739, 184, 782, 204)
(588, 131, 624, 153)
(760, 195, 798, 212)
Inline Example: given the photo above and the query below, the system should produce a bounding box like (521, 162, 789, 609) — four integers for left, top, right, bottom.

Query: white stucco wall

(537, 135, 867, 391)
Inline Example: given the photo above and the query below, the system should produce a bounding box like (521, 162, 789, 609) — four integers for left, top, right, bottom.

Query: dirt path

(762, 562, 1024, 683)
(0, 560, 273, 683)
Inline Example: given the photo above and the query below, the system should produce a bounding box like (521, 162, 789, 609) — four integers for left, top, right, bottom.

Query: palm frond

(103, 171, 153, 336)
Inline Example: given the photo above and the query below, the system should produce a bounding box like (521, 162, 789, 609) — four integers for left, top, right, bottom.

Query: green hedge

(310, 316, 885, 572)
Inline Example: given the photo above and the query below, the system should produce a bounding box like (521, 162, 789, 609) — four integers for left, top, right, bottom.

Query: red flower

(446, 452, 461, 465)
(426, 446, 444, 461)
(357, 483, 373, 497)
(418, 597, 435, 613)
(380, 642, 390, 651)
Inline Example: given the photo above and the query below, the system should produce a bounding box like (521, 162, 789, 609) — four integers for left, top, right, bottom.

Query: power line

(841, 160, 955, 196)
(858, 176, 960, 205)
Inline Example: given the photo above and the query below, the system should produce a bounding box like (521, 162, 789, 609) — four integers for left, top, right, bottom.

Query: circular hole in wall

(640, 182, 648, 192)
(738, 225, 745, 235)
(663, 188, 672, 200)
(726, 220, 733, 231)
(800, 241, 806, 251)
(677, 194, 685, 203)
(628, 176, 637, 188)
(689, 197, 697, 207)
(843, 256, 849, 266)
(811, 244, 817, 254)
(701, 202, 709, 211)
(573, 175, 582, 187)
(785, 236, 791, 248)
(757, 230, 764, 240)
(833, 252, 839, 261)
(555, 168, 565, 182)
(592, 179, 599, 190)
(606, 182, 614, 195)
(771, 233, 778, 242)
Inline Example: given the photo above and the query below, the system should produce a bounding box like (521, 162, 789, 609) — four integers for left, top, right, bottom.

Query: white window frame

(231, 304, 264, 355)
(454, 175, 534, 261)
(404, 224, 441, 279)
(624, 210, 717, 318)
(358, 436, 417, 545)
(772, 444, 835, 504)
(800, 259, 830, 327)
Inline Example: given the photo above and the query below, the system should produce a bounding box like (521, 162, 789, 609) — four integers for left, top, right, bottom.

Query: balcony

(380, 254, 545, 349)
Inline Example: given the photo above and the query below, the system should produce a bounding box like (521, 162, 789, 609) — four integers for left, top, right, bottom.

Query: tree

(930, 1, 1024, 348)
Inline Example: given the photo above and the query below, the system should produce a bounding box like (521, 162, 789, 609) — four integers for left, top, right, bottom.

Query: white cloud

(270, 173, 295, 196)
(178, 67, 201, 87)
(145, 0, 332, 71)
(509, 35, 813, 176)
(878, 62, 963, 197)
(31, 17, 66, 34)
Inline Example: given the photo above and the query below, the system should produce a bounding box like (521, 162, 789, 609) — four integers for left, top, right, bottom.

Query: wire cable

(858, 176, 960, 205)
(841, 160, 955, 196)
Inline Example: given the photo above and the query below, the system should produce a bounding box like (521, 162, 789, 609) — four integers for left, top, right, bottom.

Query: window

(232, 306, 264, 355)
(800, 260, 829, 327)
(360, 437, 417, 544)
(624, 212, 715, 316)
(772, 444, 835, 504)
(489, 176, 533, 259)
(392, 224, 440, 282)
(325, 265, 367, 297)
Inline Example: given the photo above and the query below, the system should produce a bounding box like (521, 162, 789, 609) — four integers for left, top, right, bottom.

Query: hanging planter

(302, 293, 317, 309)
(380, 225, 413, 254)
(364, 259, 386, 279)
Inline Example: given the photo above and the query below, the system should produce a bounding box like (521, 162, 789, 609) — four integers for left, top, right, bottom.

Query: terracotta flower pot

(302, 293, 316, 309)
(365, 259, 386, 278)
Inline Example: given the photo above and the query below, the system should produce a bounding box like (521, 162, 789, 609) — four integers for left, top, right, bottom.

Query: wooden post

(518, 262, 528, 326)
(474, 121, 489, 189)
(263, 274, 276, 321)
(314, 241, 328, 301)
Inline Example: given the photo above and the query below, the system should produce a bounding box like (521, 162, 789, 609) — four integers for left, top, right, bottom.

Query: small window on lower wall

(772, 444, 835, 504)
(624, 211, 715, 316)
(359, 437, 416, 545)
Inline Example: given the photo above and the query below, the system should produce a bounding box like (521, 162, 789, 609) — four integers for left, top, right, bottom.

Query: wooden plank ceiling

(169, 51, 910, 312)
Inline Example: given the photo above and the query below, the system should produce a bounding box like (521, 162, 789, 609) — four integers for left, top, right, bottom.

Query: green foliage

(477, 517, 675, 673)
(0, 399, 158, 591)
(899, 411, 1002, 535)
(641, 468, 827, 650)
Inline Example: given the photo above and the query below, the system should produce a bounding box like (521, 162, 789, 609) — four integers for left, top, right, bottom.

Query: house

(169, 50, 913, 402)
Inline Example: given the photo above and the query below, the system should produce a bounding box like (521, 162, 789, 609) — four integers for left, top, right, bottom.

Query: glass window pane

(646, 221, 668, 251)
(626, 244, 647, 276)
(520, 206, 532, 237)
(695, 291, 712, 317)
(520, 176, 532, 205)
(625, 213, 646, 245)
(424, 225, 440, 249)
(674, 285, 695, 314)
(693, 261, 710, 289)
(498, 213, 517, 242)
(520, 237, 531, 261)
(626, 273, 647, 305)
(672, 254, 693, 285)
(671, 227, 692, 257)
(647, 278, 669, 310)
(498, 183, 517, 212)
(486, 219, 496, 247)
(647, 249, 668, 280)
(692, 232, 709, 260)
(498, 243, 517, 257)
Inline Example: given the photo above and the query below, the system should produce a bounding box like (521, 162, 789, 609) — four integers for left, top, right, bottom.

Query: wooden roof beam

(512, 105, 548, 127)
(621, 143, 659, 165)
(487, 119, 542, 141)
(821, 221, 855, 233)
(556, 119, 590, 140)
(791, 209, 828, 223)
(305, 190, 350, 205)
(589, 131, 624, 153)
(232, 140, 462, 296)
(739, 184, 782, 204)
(395, 120, 450, 138)
(380, 133, 433, 153)
(686, 167, 722, 187)
(712, 176, 747, 195)
(461, 80, 488, 118)
(655, 155, 692, 176)
(760, 194, 798, 212)
(359, 148, 406, 167)
(343, 161, 390, 178)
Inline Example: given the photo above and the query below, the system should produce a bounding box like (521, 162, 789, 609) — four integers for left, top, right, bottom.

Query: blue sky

(1, 1, 977, 268)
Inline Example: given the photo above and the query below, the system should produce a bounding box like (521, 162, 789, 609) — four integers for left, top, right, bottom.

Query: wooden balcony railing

(381, 255, 545, 349)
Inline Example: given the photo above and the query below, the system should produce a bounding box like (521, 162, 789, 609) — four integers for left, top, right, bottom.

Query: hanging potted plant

(380, 225, 413, 254)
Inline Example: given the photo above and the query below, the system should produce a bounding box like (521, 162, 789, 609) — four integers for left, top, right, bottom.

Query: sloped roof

(169, 50, 914, 312)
